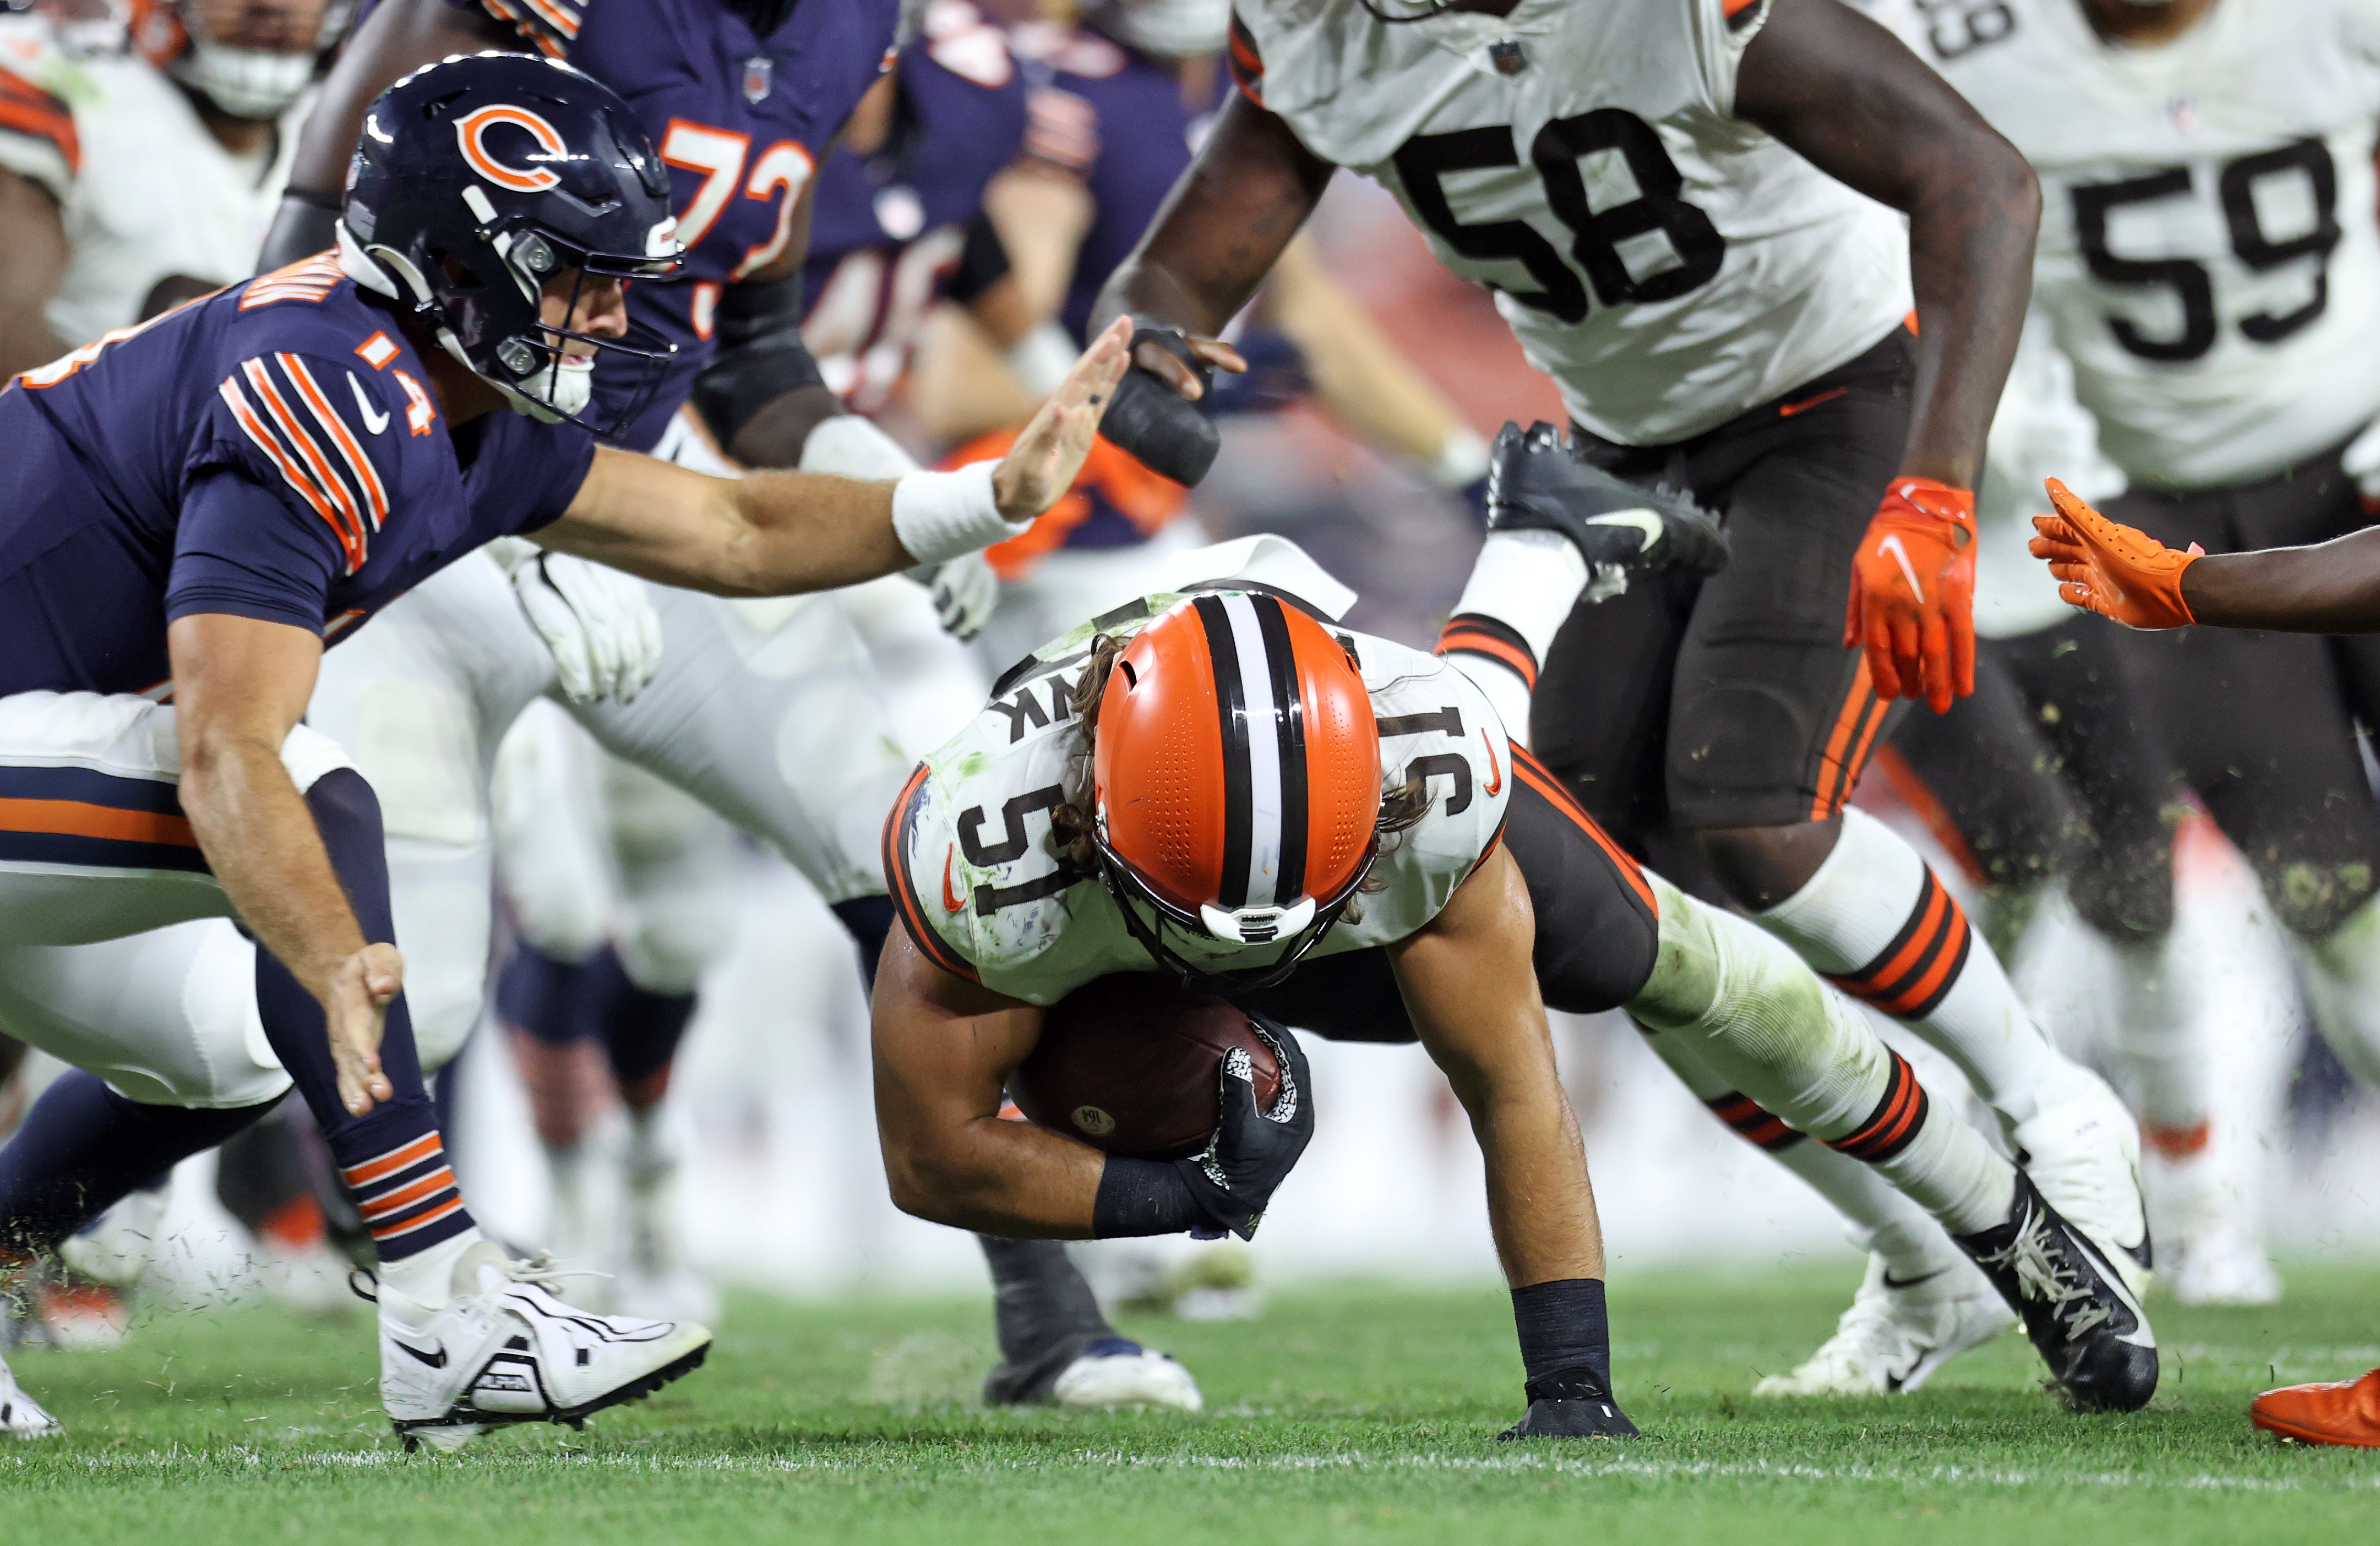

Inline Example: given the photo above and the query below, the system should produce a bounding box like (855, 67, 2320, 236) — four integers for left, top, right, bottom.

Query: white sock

(377, 1227, 486, 1319)
(2107, 931, 2209, 1152)
(1630, 880, 2015, 1239)
(2297, 892, 2380, 1090)
(1436, 529, 1586, 751)
(1753, 805, 2064, 1127)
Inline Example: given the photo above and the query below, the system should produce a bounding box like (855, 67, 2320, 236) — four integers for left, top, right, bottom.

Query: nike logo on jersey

(1479, 729, 1503, 796)
(1878, 534, 1926, 602)
(1778, 386, 1848, 418)
(1585, 510, 1663, 552)
(943, 848, 966, 913)
(389, 1335, 447, 1368)
(349, 374, 391, 435)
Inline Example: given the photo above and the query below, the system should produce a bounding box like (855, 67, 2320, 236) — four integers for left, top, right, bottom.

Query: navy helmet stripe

(1192, 595, 1254, 911)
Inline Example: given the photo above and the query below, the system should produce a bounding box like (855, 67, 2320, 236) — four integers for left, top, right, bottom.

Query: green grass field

(6, 1266, 2378, 1544)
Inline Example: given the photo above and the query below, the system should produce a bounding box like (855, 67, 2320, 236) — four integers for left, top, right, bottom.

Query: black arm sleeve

(689, 271, 830, 448)
(944, 211, 1012, 307)
(255, 189, 343, 275)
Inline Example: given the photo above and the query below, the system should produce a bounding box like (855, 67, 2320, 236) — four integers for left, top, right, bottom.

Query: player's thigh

(0, 690, 344, 944)
(1504, 746, 1661, 1015)
(490, 701, 616, 962)
(1531, 567, 1696, 845)
(1998, 616, 2181, 939)
(574, 587, 913, 907)
(0, 921, 291, 1110)
(1663, 409, 1906, 832)
(1885, 639, 2073, 893)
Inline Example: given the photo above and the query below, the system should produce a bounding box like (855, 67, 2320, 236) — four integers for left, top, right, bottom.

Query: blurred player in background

(1092, 0, 2159, 1398)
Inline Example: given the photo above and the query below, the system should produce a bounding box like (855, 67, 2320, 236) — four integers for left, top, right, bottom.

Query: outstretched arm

(2032, 478, 2380, 632)
(1736, 0, 2038, 490)
(541, 318, 1127, 593)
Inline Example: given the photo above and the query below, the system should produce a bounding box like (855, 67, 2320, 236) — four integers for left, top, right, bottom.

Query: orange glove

(1844, 477, 1976, 714)
(2027, 477, 2201, 630)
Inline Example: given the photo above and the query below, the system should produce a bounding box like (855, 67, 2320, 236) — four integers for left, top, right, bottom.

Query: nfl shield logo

(743, 56, 774, 103)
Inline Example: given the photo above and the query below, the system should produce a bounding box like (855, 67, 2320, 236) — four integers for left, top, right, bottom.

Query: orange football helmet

(1091, 589, 1382, 990)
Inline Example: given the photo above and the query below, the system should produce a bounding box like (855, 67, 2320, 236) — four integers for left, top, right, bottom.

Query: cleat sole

(390, 1334, 712, 1449)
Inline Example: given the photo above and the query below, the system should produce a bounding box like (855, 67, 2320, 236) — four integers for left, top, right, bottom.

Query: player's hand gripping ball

(1012, 974, 1283, 1160)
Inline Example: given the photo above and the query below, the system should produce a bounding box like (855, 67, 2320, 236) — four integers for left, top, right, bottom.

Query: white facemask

(168, 38, 318, 120)
(1093, 0, 1231, 58)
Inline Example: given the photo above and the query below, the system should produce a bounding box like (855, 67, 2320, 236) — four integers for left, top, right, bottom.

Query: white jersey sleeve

(885, 597, 1512, 1006)
(1228, 0, 1911, 445)
(1910, 0, 2380, 487)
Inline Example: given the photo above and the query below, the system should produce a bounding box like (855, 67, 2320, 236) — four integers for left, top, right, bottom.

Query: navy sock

(832, 895, 894, 997)
(0, 1071, 271, 1256)
(586, 944, 697, 1102)
(251, 768, 472, 1261)
(1510, 1278, 1613, 1400)
(495, 939, 594, 1047)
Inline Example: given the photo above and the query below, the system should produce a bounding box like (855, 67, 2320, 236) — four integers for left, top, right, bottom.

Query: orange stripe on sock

(0, 796, 197, 848)
(342, 1133, 441, 1188)
(2143, 1119, 2210, 1160)
(1875, 900, 1969, 1017)
(1436, 626, 1538, 691)
(358, 1167, 456, 1221)
(1848, 881, 1949, 998)
(371, 1195, 465, 1241)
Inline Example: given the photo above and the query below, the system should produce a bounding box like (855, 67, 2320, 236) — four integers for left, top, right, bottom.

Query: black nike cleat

(1954, 1171, 2159, 1413)
(1484, 421, 1729, 576)
(1496, 1368, 1640, 1440)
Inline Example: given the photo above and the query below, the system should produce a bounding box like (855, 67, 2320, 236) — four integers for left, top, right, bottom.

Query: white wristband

(891, 461, 1015, 566)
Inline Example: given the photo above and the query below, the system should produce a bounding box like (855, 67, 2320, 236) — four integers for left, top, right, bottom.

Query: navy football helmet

(339, 53, 684, 437)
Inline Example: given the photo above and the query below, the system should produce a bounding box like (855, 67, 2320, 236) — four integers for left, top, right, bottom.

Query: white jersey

(0, 17, 300, 348)
(1227, 0, 1912, 444)
(1898, 0, 2380, 488)
(890, 594, 1512, 1005)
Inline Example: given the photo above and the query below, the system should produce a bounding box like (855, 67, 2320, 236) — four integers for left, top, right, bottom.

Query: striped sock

(1820, 1051, 2011, 1237)
(339, 1126, 475, 1261)
(1754, 806, 2061, 1126)
(1437, 528, 1585, 750)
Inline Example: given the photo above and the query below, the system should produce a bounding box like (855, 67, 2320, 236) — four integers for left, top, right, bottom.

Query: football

(1010, 974, 1284, 1159)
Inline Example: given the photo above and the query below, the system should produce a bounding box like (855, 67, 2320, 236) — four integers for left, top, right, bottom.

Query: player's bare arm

(1733, 0, 2037, 493)
(1386, 845, 1604, 1286)
(167, 614, 399, 1117)
(698, 171, 847, 469)
(870, 931, 1105, 1236)
(2033, 478, 2380, 634)
(539, 317, 1129, 592)
(258, 0, 513, 265)
(0, 165, 68, 378)
(1091, 90, 1328, 391)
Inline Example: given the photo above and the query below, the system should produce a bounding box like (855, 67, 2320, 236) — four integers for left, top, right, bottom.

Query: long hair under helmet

(1091, 591, 1385, 992)
(336, 53, 684, 438)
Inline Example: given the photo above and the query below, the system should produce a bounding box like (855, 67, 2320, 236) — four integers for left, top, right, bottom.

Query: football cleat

(1497, 1370, 1640, 1440)
(1485, 421, 1729, 576)
(613, 1141, 721, 1328)
(2008, 1062, 2153, 1302)
(1753, 1251, 2015, 1397)
(1954, 1170, 2158, 1412)
(1049, 1337, 1205, 1412)
(2252, 1369, 2380, 1447)
(378, 1242, 711, 1451)
(0, 1351, 61, 1439)
(58, 1184, 167, 1289)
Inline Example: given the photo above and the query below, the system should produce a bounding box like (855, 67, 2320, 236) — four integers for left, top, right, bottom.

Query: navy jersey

(1009, 24, 1207, 347)
(799, 2, 1027, 414)
(449, 0, 901, 452)
(0, 256, 594, 697)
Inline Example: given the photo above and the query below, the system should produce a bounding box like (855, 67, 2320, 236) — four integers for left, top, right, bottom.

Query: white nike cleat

(2009, 1062, 2151, 1298)
(612, 1142, 720, 1328)
(58, 1185, 167, 1289)
(1048, 1337, 1205, 1412)
(0, 1352, 62, 1439)
(1753, 1252, 2014, 1396)
(378, 1242, 711, 1451)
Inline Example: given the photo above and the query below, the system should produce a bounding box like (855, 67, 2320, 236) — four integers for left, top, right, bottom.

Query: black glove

(1497, 1369, 1641, 1440)
(1171, 1017, 1312, 1241)
(1098, 324, 1222, 487)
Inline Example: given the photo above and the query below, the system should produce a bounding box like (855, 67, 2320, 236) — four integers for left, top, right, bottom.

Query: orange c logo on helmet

(455, 105, 568, 193)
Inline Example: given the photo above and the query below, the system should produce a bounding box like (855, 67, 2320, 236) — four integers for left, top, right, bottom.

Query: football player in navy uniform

(0, 52, 1125, 1443)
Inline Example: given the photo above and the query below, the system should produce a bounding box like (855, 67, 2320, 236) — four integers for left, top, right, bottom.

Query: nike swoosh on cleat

(1585, 510, 1663, 551)
(1777, 386, 1849, 418)
(348, 374, 391, 435)
(390, 1336, 447, 1368)
(1881, 1268, 1949, 1291)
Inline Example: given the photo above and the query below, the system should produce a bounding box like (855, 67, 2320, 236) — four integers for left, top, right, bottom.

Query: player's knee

(1536, 906, 1659, 1016)
(1695, 819, 1840, 912)
(614, 913, 728, 996)
(2066, 855, 2176, 943)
